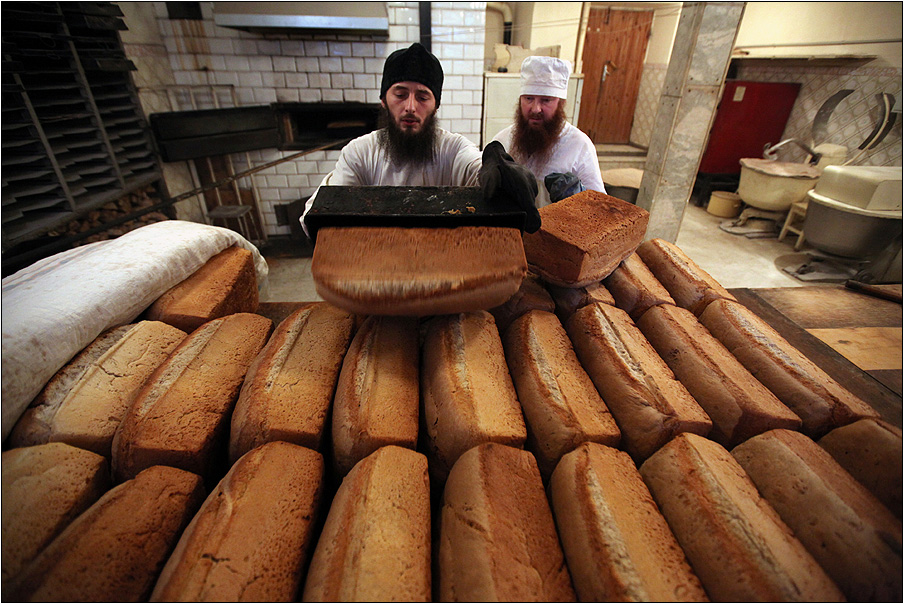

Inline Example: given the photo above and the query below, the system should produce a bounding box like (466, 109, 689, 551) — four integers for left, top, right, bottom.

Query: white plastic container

(738, 158, 820, 212)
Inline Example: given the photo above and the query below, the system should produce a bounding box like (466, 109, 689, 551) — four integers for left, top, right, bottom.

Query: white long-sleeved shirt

(492, 121, 605, 207)
(301, 128, 482, 236)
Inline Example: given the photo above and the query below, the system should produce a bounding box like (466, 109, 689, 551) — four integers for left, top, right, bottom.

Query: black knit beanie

(380, 43, 443, 106)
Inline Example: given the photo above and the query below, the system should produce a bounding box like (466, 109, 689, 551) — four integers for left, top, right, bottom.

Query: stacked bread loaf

(4, 219, 898, 602)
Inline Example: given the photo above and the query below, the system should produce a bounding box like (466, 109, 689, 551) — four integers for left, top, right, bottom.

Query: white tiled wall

(150, 1, 487, 237)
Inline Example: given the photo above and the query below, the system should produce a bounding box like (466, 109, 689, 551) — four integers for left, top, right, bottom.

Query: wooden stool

(779, 200, 808, 250)
(208, 204, 254, 241)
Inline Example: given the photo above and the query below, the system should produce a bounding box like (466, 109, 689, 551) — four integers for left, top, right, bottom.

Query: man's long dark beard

(378, 105, 438, 167)
(510, 101, 567, 165)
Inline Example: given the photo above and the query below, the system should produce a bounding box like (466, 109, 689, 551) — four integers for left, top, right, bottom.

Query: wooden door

(578, 8, 653, 144)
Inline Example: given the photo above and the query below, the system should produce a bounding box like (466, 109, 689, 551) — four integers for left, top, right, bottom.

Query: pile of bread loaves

(3, 190, 901, 602)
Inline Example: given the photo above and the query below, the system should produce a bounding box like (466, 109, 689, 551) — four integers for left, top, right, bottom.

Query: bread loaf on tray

(604, 252, 675, 320)
(113, 312, 273, 482)
(8, 321, 186, 457)
(331, 316, 419, 476)
(565, 303, 711, 461)
(151, 441, 325, 602)
(819, 418, 902, 515)
(229, 303, 354, 462)
(636, 238, 736, 317)
(502, 310, 620, 479)
(638, 303, 801, 448)
(1, 443, 110, 593)
(421, 311, 526, 483)
(640, 433, 844, 602)
(523, 190, 649, 287)
(9, 465, 205, 602)
(733, 429, 902, 602)
(700, 298, 879, 438)
(146, 246, 259, 333)
(303, 446, 431, 602)
(438, 443, 576, 601)
(549, 442, 708, 602)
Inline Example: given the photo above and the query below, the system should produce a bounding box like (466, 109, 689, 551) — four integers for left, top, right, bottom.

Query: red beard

(510, 101, 566, 165)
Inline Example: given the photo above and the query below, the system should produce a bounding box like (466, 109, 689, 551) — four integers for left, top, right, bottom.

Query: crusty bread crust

(151, 442, 325, 602)
(636, 238, 736, 317)
(312, 226, 527, 316)
(604, 252, 675, 320)
(229, 303, 354, 462)
(700, 298, 879, 438)
(9, 465, 205, 602)
(438, 443, 576, 601)
(502, 310, 620, 479)
(549, 443, 708, 602)
(732, 429, 902, 601)
(488, 273, 555, 332)
(566, 303, 711, 461)
(303, 446, 431, 602)
(640, 433, 844, 602)
(546, 280, 616, 321)
(331, 316, 419, 476)
(637, 304, 801, 447)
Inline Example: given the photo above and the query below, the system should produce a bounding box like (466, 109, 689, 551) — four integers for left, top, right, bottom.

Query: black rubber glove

(479, 141, 541, 233)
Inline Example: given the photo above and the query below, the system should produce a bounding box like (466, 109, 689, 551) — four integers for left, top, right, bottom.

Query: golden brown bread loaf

(420, 311, 527, 483)
(546, 279, 615, 320)
(8, 321, 186, 457)
(700, 298, 879, 438)
(640, 433, 844, 602)
(523, 189, 649, 287)
(1, 443, 110, 594)
(331, 316, 419, 476)
(438, 443, 576, 601)
(9, 465, 205, 602)
(113, 313, 273, 482)
(488, 272, 556, 332)
(151, 441, 325, 602)
(637, 304, 801, 448)
(229, 303, 354, 462)
(604, 252, 675, 320)
(819, 418, 903, 516)
(303, 446, 431, 602)
(549, 443, 708, 602)
(732, 429, 902, 601)
(311, 226, 527, 316)
(565, 303, 711, 461)
(145, 246, 259, 333)
(501, 310, 620, 479)
(636, 238, 737, 317)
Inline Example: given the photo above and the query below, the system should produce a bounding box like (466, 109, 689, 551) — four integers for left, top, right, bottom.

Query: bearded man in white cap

(491, 55, 605, 207)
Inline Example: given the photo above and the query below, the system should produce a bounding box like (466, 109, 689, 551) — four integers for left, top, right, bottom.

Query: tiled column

(636, 2, 745, 242)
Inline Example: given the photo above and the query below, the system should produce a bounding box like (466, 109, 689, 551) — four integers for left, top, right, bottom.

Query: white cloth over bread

(1, 220, 269, 440)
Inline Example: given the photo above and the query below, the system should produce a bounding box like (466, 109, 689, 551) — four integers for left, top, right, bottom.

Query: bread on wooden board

(502, 309, 620, 479)
(113, 312, 273, 482)
(1, 443, 110, 594)
(145, 246, 259, 333)
(229, 302, 354, 462)
(603, 251, 675, 320)
(549, 442, 708, 602)
(523, 190, 649, 287)
(639, 433, 844, 602)
(331, 316, 419, 476)
(312, 226, 527, 316)
(565, 302, 711, 461)
(151, 441, 325, 602)
(438, 443, 576, 601)
(8, 465, 205, 602)
(8, 321, 186, 457)
(637, 303, 801, 448)
(303, 446, 431, 602)
(420, 311, 526, 484)
(636, 238, 736, 317)
(819, 418, 903, 516)
(700, 298, 879, 438)
(733, 429, 902, 601)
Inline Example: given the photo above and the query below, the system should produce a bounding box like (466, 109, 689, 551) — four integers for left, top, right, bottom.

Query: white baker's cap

(520, 56, 571, 99)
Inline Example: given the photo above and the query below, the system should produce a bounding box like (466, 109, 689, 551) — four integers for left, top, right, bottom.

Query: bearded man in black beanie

(302, 42, 540, 236)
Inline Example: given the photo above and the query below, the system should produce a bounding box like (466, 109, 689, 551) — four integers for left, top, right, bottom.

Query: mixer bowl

(738, 158, 820, 212)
